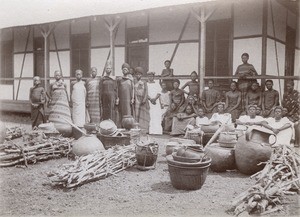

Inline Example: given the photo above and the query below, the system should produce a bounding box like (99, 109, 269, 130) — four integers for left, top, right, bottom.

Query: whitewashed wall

(0, 85, 13, 100)
(90, 47, 125, 77)
(267, 0, 286, 43)
(13, 54, 33, 100)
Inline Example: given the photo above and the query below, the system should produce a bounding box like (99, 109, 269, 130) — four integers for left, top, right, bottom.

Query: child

(181, 71, 199, 100)
(170, 79, 185, 111)
(160, 60, 174, 91)
(29, 76, 46, 128)
(159, 82, 170, 119)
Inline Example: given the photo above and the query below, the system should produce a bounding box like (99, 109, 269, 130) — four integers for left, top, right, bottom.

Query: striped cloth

(48, 82, 72, 125)
(86, 78, 101, 123)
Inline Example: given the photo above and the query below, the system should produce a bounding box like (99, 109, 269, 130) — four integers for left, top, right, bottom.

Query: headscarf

(122, 63, 130, 70)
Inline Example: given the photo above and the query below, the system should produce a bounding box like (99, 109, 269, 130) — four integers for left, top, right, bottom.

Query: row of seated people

(163, 102, 296, 147)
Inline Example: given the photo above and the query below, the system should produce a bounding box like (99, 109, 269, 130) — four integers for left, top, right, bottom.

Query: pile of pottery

(166, 147, 211, 190)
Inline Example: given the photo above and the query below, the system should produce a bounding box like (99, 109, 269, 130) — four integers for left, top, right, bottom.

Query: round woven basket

(99, 119, 117, 136)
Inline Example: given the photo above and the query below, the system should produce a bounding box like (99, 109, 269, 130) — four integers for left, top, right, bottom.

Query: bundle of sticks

(47, 144, 136, 188)
(5, 126, 25, 140)
(232, 144, 300, 216)
(0, 135, 73, 167)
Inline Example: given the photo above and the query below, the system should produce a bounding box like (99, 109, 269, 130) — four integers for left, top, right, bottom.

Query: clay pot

(72, 134, 105, 156)
(201, 125, 219, 133)
(122, 115, 136, 130)
(136, 142, 159, 167)
(235, 127, 276, 175)
(54, 124, 72, 137)
(165, 141, 180, 155)
(84, 123, 98, 133)
(205, 143, 236, 172)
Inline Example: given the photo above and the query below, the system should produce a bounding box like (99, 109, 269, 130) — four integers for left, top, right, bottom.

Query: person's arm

(181, 81, 189, 95)
(84, 81, 89, 107)
(234, 65, 240, 76)
(142, 81, 148, 104)
(258, 91, 262, 107)
(274, 91, 279, 107)
(69, 82, 74, 107)
(249, 65, 258, 76)
(131, 80, 135, 104)
(261, 92, 265, 111)
(245, 92, 249, 108)
(224, 92, 229, 111)
(29, 87, 35, 108)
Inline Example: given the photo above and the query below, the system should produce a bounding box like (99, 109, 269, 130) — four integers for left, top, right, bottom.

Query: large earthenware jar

(136, 142, 159, 167)
(122, 115, 136, 130)
(204, 143, 236, 172)
(235, 127, 276, 175)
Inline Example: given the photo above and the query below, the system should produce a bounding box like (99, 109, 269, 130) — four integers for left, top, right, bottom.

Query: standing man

(29, 76, 47, 128)
(235, 53, 258, 110)
(86, 67, 101, 123)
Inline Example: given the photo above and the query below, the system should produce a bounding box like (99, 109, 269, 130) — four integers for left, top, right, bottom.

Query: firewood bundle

(232, 144, 300, 216)
(47, 144, 136, 188)
(5, 126, 25, 140)
(0, 135, 73, 167)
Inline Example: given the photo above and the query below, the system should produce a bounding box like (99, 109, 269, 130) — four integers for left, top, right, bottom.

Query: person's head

(33, 76, 41, 86)
(216, 102, 225, 113)
(241, 53, 249, 64)
(286, 80, 295, 93)
(208, 79, 214, 89)
(164, 60, 171, 69)
(190, 71, 198, 81)
(274, 106, 283, 119)
(282, 107, 288, 117)
(256, 106, 262, 115)
(135, 67, 144, 80)
(90, 67, 97, 78)
(170, 103, 176, 111)
(251, 82, 259, 91)
(147, 71, 155, 82)
(198, 108, 205, 117)
(54, 70, 62, 81)
(185, 105, 193, 115)
(265, 80, 273, 90)
(173, 79, 180, 89)
(187, 95, 195, 104)
(230, 81, 238, 91)
(247, 105, 257, 117)
(122, 63, 130, 76)
(75, 69, 83, 80)
(161, 82, 167, 91)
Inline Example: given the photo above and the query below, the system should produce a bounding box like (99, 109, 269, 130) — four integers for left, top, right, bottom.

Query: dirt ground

(0, 112, 299, 217)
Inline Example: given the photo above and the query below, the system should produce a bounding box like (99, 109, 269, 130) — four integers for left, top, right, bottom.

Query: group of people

(29, 53, 299, 146)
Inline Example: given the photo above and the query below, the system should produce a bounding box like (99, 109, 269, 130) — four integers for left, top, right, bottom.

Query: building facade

(0, 0, 299, 110)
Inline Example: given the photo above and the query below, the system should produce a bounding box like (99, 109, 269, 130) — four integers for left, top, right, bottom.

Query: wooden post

(199, 7, 206, 98)
(104, 16, 121, 76)
(191, 5, 217, 97)
(41, 24, 54, 93)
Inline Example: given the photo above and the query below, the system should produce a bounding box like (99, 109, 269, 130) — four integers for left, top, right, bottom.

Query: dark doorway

(71, 33, 90, 77)
(34, 37, 45, 79)
(126, 26, 149, 74)
(205, 19, 231, 88)
(285, 26, 295, 76)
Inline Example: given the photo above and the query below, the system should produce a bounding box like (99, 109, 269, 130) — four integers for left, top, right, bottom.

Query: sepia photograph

(0, 0, 299, 216)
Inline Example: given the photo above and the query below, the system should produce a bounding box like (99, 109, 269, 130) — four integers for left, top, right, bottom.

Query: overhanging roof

(0, 0, 216, 29)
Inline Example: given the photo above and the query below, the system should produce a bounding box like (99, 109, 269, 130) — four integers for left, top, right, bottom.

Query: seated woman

(236, 105, 265, 131)
(184, 108, 209, 142)
(170, 105, 196, 136)
(210, 102, 232, 126)
(162, 103, 177, 133)
(178, 95, 199, 114)
(262, 106, 293, 146)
